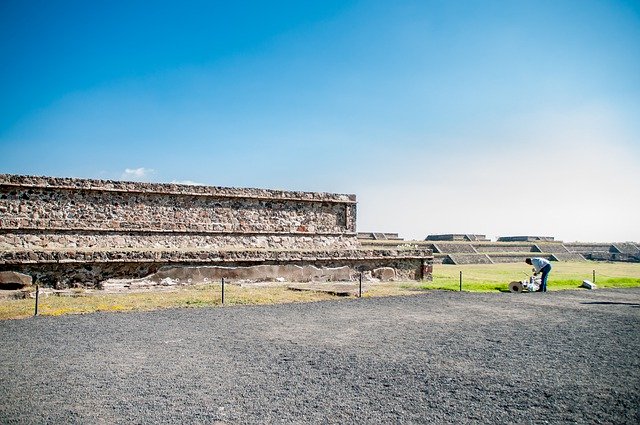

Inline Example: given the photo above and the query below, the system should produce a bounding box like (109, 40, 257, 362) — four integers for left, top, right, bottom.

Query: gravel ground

(1, 288, 639, 424)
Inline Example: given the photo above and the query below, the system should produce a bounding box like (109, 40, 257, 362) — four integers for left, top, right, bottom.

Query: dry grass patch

(0, 283, 347, 320)
(2, 261, 639, 320)
(0, 281, 428, 320)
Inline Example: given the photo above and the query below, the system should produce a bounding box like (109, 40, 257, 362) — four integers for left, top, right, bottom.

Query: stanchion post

(459, 271, 462, 292)
(593, 270, 596, 284)
(34, 284, 39, 316)
(221, 277, 225, 305)
(359, 272, 362, 298)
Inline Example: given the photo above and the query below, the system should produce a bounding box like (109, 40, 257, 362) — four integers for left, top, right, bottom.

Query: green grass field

(423, 261, 640, 292)
(1, 261, 639, 320)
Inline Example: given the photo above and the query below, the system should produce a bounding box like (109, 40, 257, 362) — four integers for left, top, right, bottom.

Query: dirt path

(1, 288, 639, 424)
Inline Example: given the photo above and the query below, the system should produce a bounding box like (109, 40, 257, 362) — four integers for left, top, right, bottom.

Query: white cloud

(170, 180, 204, 186)
(121, 167, 155, 181)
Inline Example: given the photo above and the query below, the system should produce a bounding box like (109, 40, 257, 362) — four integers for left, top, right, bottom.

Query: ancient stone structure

(357, 232, 403, 241)
(564, 242, 640, 262)
(360, 237, 637, 264)
(497, 236, 556, 242)
(0, 174, 358, 251)
(425, 234, 490, 242)
(0, 174, 433, 288)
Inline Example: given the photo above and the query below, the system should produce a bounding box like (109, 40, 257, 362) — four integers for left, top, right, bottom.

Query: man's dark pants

(540, 264, 552, 292)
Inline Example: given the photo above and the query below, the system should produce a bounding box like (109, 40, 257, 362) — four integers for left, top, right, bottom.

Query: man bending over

(525, 257, 552, 292)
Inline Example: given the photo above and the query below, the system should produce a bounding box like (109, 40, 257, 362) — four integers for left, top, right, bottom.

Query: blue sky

(1, 0, 639, 242)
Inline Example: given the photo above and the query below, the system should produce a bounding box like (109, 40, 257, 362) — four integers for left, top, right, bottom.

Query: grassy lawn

(423, 261, 640, 292)
(1, 261, 639, 320)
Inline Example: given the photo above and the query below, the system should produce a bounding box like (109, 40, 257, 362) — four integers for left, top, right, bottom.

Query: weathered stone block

(372, 267, 396, 281)
(0, 271, 32, 290)
(581, 280, 596, 290)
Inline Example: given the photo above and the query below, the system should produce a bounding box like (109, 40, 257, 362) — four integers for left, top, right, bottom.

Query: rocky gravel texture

(1, 288, 639, 424)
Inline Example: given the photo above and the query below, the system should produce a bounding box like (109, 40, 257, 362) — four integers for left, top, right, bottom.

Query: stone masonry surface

(0, 231, 357, 251)
(0, 174, 357, 250)
(0, 248, 431, 287)
(0, 174, 433, 287)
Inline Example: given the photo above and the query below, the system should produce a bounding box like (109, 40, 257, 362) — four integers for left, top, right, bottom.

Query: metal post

(221, 277, 225, 305)
(34, 284, 39, 316)
(593, 270, 596, 284)
(459, 271, 463, 292)
(359, 273, 362, 298)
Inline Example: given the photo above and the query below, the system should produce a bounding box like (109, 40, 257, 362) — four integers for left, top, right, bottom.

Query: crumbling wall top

(0, 174, 357, 204)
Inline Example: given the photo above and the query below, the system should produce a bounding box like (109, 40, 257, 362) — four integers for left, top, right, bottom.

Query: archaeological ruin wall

(0, 174, 433, 288)
(0, 174, 358, 251)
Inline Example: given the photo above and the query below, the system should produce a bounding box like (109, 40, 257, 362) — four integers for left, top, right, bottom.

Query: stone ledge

(0, 174, 357, 204)
(0, 252, 433, 287)
(0, 248, 433, 265)
(0, 222, 356, 237)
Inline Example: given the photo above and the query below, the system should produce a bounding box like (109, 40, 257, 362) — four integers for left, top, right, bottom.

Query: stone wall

(425, 234, 489, 242)
(444, 253, 492, 265)
(612, 243, 640, 255)
(432, 243, 478, 254)
(0, 174, 357, 251)
(357, 232, 403, 241)
(473, 244, 537, 253)
(0, 174, 433, 287)
(534, 243, 570, 254)
(0, 248, 431, 288)
(564, 243, 615, 253)
(362, 235, 640, 264)
(0, 230, 356, 251)
(497, 236, 556, 242)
